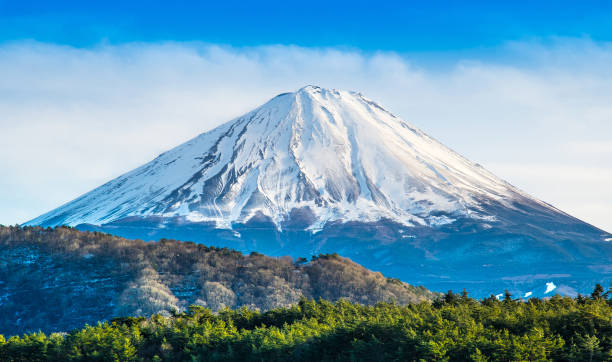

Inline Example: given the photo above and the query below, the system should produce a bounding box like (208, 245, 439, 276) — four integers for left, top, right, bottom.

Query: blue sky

(3, 1, 612, 51)
(0, 2, 611, 232)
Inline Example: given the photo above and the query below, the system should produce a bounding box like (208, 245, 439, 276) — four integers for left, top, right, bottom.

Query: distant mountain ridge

(26, 86, 612, 298)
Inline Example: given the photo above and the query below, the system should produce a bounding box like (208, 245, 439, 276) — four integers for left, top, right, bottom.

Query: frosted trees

(114, 267, 180, 317)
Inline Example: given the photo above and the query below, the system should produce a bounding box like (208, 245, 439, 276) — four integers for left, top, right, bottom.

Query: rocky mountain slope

(26, 86, 612, 298)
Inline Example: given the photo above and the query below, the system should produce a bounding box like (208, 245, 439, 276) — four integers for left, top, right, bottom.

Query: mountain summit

(28, 86, 611, 297)
(29, 85, 542, 229)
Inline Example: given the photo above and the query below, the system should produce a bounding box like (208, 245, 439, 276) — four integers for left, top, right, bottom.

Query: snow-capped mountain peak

(30, 86, 534, 229)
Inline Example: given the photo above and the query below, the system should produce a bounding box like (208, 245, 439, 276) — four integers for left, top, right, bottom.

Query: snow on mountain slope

(28, 86, 549, 230)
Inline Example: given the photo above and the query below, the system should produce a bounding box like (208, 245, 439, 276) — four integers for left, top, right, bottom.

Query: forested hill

(0, 226, 435, 336)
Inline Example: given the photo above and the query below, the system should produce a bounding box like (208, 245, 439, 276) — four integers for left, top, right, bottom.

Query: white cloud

(0, 39, 610, 232)
(567, 140, 612, 155)
(487, 163, 612, 232)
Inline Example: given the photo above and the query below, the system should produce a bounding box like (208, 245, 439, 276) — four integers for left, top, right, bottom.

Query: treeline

(1, 291, 612, 361)
(0, 226, 434, 335)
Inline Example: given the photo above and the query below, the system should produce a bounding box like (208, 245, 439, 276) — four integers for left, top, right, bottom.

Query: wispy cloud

(0, 39, 610, 231)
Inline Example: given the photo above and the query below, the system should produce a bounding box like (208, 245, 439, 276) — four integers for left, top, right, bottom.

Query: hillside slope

(0, 226, 435, 336)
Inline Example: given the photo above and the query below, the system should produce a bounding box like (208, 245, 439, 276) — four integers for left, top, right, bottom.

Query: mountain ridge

(0, 225, 435, 335)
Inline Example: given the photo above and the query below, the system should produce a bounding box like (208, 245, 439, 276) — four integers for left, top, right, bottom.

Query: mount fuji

(28, 86, 611, 297)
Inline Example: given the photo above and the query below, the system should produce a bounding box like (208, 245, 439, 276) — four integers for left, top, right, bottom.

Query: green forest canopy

(1, 289, 611, 361)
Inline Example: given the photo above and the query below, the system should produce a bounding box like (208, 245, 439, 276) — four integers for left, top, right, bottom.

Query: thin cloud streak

(0, 40, 610, 231)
